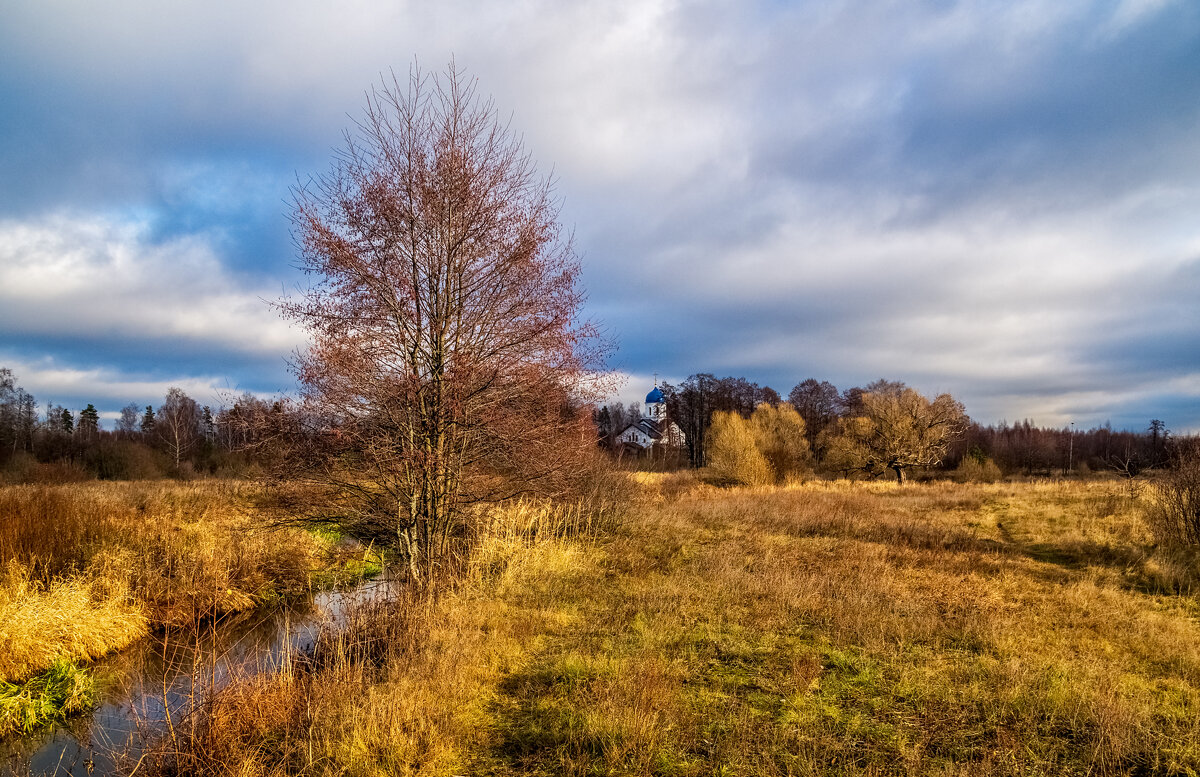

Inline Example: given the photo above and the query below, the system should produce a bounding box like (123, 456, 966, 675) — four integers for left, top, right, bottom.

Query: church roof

(620, 418, 664, 440)
(645, 386, 664, 404)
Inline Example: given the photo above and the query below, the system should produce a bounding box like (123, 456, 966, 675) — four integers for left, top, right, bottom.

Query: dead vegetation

(1145, 441, 1200, 546)
(0, 480, 344, 737)
(132, 477, 1200, 776)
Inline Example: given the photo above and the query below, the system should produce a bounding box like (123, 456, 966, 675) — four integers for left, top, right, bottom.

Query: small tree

(749, 403, 811, 483)
(278, 62, 609, 581)
(76, 404, 100, 441)
(201, 406, 216, 442)
(788, 378, 839, 445)
(116, 403, 141, 436)
(1149, 419, 1169, 468)
(140, 405, 155, 436)
(822, 387, 967, 482)
(0, 368, 29, 461)
(156, 388, 201, 467)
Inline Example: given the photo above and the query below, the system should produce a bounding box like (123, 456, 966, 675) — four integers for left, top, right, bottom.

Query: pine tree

(77, 404, 100, 438)
(202, 406, 216, 441)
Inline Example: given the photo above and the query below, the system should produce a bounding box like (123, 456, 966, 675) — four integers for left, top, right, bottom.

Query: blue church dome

(645, 387, 664, 404)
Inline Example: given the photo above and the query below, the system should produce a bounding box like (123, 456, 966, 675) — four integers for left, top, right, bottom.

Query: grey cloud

(0, 0, 1198, 431)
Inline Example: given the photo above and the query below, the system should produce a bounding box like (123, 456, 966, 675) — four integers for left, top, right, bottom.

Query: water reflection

(0, 578, 391, 777)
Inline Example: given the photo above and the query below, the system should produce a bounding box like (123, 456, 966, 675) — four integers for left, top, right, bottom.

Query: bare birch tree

(156, 387, 201, 468)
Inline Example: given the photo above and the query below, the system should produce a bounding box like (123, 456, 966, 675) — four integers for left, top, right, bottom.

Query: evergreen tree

(77, 404, 100, 438)
(202, 406, 216, 441)
(140, 405, 155, 435)
(60, 408, 74, 434)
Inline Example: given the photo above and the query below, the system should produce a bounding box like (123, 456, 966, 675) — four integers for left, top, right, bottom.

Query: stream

(0, 577, 391, 777)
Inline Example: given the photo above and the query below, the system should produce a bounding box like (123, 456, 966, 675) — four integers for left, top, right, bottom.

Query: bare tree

(823, 387, 967, 482)
(1145, 438, 1200, 545)
(0, 368, 20, 460)
(156, 387, 201, 467)
(788, 378, 839, 444)
(661, 374, 776, 468)
(116, 403, 141, 436)
(278, 62, 609, 582)
(662, 374, 716, 468)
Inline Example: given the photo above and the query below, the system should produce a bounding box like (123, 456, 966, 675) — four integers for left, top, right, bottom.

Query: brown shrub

(1145, 440, 1200, 545)
(0, 484, 122, 580)
(954, 456, 1004, 483)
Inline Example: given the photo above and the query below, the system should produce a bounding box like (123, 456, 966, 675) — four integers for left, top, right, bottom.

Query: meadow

(124, 475, 1200, 777)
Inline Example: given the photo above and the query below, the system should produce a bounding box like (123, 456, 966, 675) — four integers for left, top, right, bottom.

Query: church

(616, 385, 686, 453)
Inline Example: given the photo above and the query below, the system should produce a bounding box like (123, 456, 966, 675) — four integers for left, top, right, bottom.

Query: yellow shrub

(750, 403, 812, 482)
(953, 456, 1003, 483)
(708, 411, 772, 486)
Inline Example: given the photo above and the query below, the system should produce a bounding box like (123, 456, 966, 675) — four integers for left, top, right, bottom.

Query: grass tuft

(0, 562, 148, 683)
(0, 659, 94, 737)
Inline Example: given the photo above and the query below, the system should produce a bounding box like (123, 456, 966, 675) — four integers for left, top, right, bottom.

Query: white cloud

(1096, 0, 1177, 40)
(0, 213, 303, 356)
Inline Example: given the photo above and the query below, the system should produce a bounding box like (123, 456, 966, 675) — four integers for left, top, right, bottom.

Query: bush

(0, 454, 90, 486)
(84, 439, 168, 480)
(749, 403, 811, 482)
(1145, 440, 1200, 545)
(953, 456, 1003, 483)
(566, 450, 636, 531)
(708, 411, 772, 486)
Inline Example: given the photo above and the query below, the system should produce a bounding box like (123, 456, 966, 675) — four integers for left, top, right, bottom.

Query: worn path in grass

(471, 480, 1200, 777)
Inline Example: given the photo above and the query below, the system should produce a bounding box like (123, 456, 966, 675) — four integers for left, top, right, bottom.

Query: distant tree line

(4, 360, 1184, 485)
(953, 417, 1171, 477)
(0, 367, 282, 481)
(592, 372, 1181, 480)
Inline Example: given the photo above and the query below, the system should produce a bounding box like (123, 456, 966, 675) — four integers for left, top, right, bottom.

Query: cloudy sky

(1, 0, 1197, 431)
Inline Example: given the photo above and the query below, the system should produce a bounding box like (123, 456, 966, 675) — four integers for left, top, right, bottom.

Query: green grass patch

(0, 659, 94, 738)
(309, 550, 386, 590)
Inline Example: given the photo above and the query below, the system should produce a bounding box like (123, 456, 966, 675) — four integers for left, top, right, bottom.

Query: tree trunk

(892, 464, 905, 483)
(399, 524, 422, 584)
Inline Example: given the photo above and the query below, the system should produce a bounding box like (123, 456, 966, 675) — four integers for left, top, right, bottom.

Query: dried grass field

(132, 475, 1200, 777)
(0, 481, 369, 737)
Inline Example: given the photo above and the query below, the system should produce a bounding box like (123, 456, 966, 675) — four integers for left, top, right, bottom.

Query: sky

(0, 0, 1197, 432)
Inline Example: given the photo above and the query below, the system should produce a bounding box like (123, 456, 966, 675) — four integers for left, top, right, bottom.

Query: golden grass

(136, 480, 1200, 775)
(0, 563, 147, 684)
(0, 480, 338, 695)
